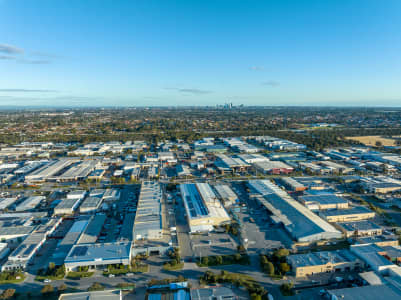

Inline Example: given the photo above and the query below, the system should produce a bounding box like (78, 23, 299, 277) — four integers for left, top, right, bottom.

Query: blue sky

(1, 0, 401, 107)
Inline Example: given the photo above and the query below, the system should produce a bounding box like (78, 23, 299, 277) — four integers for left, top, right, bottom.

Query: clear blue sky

(1, 0, 401, 107)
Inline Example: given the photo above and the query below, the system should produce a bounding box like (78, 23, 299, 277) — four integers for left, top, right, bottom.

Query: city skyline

(1, 0, 401, 107)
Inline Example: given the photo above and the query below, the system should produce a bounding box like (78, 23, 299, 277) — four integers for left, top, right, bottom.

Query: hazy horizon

(1, 1, 401, 107)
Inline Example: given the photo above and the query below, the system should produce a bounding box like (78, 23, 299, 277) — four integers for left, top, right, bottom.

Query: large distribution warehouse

(180, 183, 230, 233)
(133, 181, 163, 241)
(132, 181, 171, 256)
(248, 180, 342, 243)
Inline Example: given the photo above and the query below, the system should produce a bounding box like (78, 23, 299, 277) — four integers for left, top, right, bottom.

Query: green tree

(201, 257, 209, 266)
(88, 282, 104, 291)
(216, 256, 223, 265)
(280, 262, 290, 274)
(250, 294, 262, 300)
(0, 289, 15, 299)
(230, 227, 238, 236)
(274, 248, 289, 259)
(266, 261, 275, 276)
(58, 283, 67, 293)
(237, 245, 245, 252)
(260, 255, 268, 265)
(48, 262, 55, 271)
(41, 284, 54, 294)
(55, 264, 66, 277)
(280, 282, 294, 296)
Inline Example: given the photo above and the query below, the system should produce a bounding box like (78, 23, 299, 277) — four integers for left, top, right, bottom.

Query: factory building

(0, 197, 18, 210)
(64, 242, 131, 271)
(298, 162, 328, 175)
(59, 290, 122, 300)
(222, 137, 260, 153)
(54, 190, 86, 215)
(158, 151, 177, 163)
(359, 176, 401, 194)
(378, 246, 401, 264)
(1, 218, 60, 271)
(237, 153, 269, 164)
(382, 155, 401, 167)
(67, 190, 87, 200)
(287, 250, 364, 278)
(89, 189, 105, 198)
(14, 161, 45, 176)
(133, 181, 163, 241)
(0, 212, 47, 220)
(355, 235, 399, 248)
(1, 232, 46, 271)
(0, 226, 36, 243)
(25, 158, 78, 182)
(79, 196, 103, 214)
(180, 183, 230, 233)
(299, 194, 349, 211)
(131, 182, 172, 256)
(351, 244, 400, 274)
(253, 160, 293, 175)
(320, 206, 375, 223)
(52, 218, 90, 265)
(214, 154, 250, 173)
(157, 151, 177, 164)
(87, 168, 106, 180)
(214, 184, 238, 207)
(102, 188, 120, 202)
(319, 161, 355, 174)
(248, 180, 342, 243)
(54, 197, 83, 215)
(294, 177, 327, 190)
(190, 287, 236, 300)
(327, 283, 401, 300)
(52, 160, 99, 182)
(281, 177, 307, 192)
(336, 220, 383, 238)
(15, 196, 45, 212)
(251, 136, 306, 151)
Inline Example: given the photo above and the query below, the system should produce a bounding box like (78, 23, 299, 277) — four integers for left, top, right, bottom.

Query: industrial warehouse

(299, 194, 349, 211)
(133, 181, 163, 241)
(320, 206, 375, 223)
(179, 183, 230, 233)
(64, 242, 132, 271)
(248, 180, 342, 243)
(214, 184, 238, 207)
(132, 181, 172, 256)
(25, 158, 78, 182)
(287, 250, 364, 278)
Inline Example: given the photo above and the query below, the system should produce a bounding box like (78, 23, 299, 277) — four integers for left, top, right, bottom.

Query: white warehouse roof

(248, 180, 341, 242)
